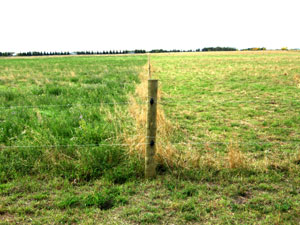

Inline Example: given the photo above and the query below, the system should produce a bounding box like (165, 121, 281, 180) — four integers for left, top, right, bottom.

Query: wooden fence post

(145, 79, 158, 178)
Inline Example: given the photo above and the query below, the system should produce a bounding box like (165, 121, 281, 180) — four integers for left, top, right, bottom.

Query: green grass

(1, 171, 299, 224)
(1, 52, 300, 224)
(152, 51, 300, 169)
(0, 55, 146, 182)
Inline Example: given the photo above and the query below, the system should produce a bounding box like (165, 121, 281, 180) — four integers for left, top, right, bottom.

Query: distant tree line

(150, 49, 169, 53)
(0, 50, 149, 57)
(0, 48, 236, 57)
(201, 47, 237, 52)
(150, 49, 193, 53)
(17, 52, 71, 56)
(77, 50, 124, 55)
(2, 47, 285, 57)
(150, 48, 238, 53)
(241, 47, 266, 51)
(0, 52, 14, 57)
(68, 50, 147, 55)
(134, 49, 146, 54)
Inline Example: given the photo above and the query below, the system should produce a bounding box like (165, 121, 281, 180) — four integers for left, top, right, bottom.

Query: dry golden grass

(293, 74, 300, 88)
(146, 51, 300, 172)
(124, 64, 180, 168)
(227, 142, 245, 169)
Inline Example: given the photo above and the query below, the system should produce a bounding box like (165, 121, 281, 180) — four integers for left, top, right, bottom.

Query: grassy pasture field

(0, 52, 300, 224)
(0, 55, 146, 182)
(152, 51, 300, 170)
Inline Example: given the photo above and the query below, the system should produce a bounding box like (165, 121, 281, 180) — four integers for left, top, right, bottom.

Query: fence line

(157, 79, 300, 86)
(161, 115, 300, 125)
(159, 100, 300, 105)
(0, 143, 148, 149)
(1, 99, 299, 110)
(1, 140, 299, 149)
(1, 59, 300, 176)
(0, 101, 148, 110)
(170, 140, 300, 145)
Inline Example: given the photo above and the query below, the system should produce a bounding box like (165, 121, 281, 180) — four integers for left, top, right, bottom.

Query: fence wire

(1, 99, 299, 110)
(1, 78, 299, 150)
(159, 99, 300, 106)
(1, 140, 299, 149)
(0, 101, 148, 110)
(170, 140, 300, 145)
(0, 143, 148, 149)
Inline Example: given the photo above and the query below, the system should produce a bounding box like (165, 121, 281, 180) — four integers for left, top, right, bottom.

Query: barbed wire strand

(0, 143, 148, 149)
(1, 99, 300, 110)
(1, 140, 299, 149)
(170, 140, 300, 145)
(0, 101, 148, 109)
(159, 100, 300, 105)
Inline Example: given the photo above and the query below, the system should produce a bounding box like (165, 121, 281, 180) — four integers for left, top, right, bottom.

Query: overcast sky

(1, 0, 299, 52)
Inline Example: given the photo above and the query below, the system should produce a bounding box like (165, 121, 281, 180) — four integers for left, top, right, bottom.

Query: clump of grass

(0, 90, 17, 101)
(293, 74, 300, 88)
(104, 158, 144, 184)
(124, 64, 181, 170)
(227, 142, 245, 169)
(58, 186, 128, 210)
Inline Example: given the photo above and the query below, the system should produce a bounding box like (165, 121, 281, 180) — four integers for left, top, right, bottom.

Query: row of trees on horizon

(0, 47, 294, 57)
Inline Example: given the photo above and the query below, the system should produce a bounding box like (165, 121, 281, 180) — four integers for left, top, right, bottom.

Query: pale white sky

(1, 0, 299, 52)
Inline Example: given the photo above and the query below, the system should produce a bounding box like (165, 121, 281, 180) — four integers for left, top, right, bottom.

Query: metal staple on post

(145, 79, 158, 178)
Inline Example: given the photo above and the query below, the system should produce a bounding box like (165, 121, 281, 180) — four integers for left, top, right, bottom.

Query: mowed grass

(1, 52, 300, 224)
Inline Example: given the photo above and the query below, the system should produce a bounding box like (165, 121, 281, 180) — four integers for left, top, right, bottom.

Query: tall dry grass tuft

(293, 74, 300, 88)
(124, 64, 182, 168)
(227, 142, 245, 169)
(295, 151, 300, 166)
